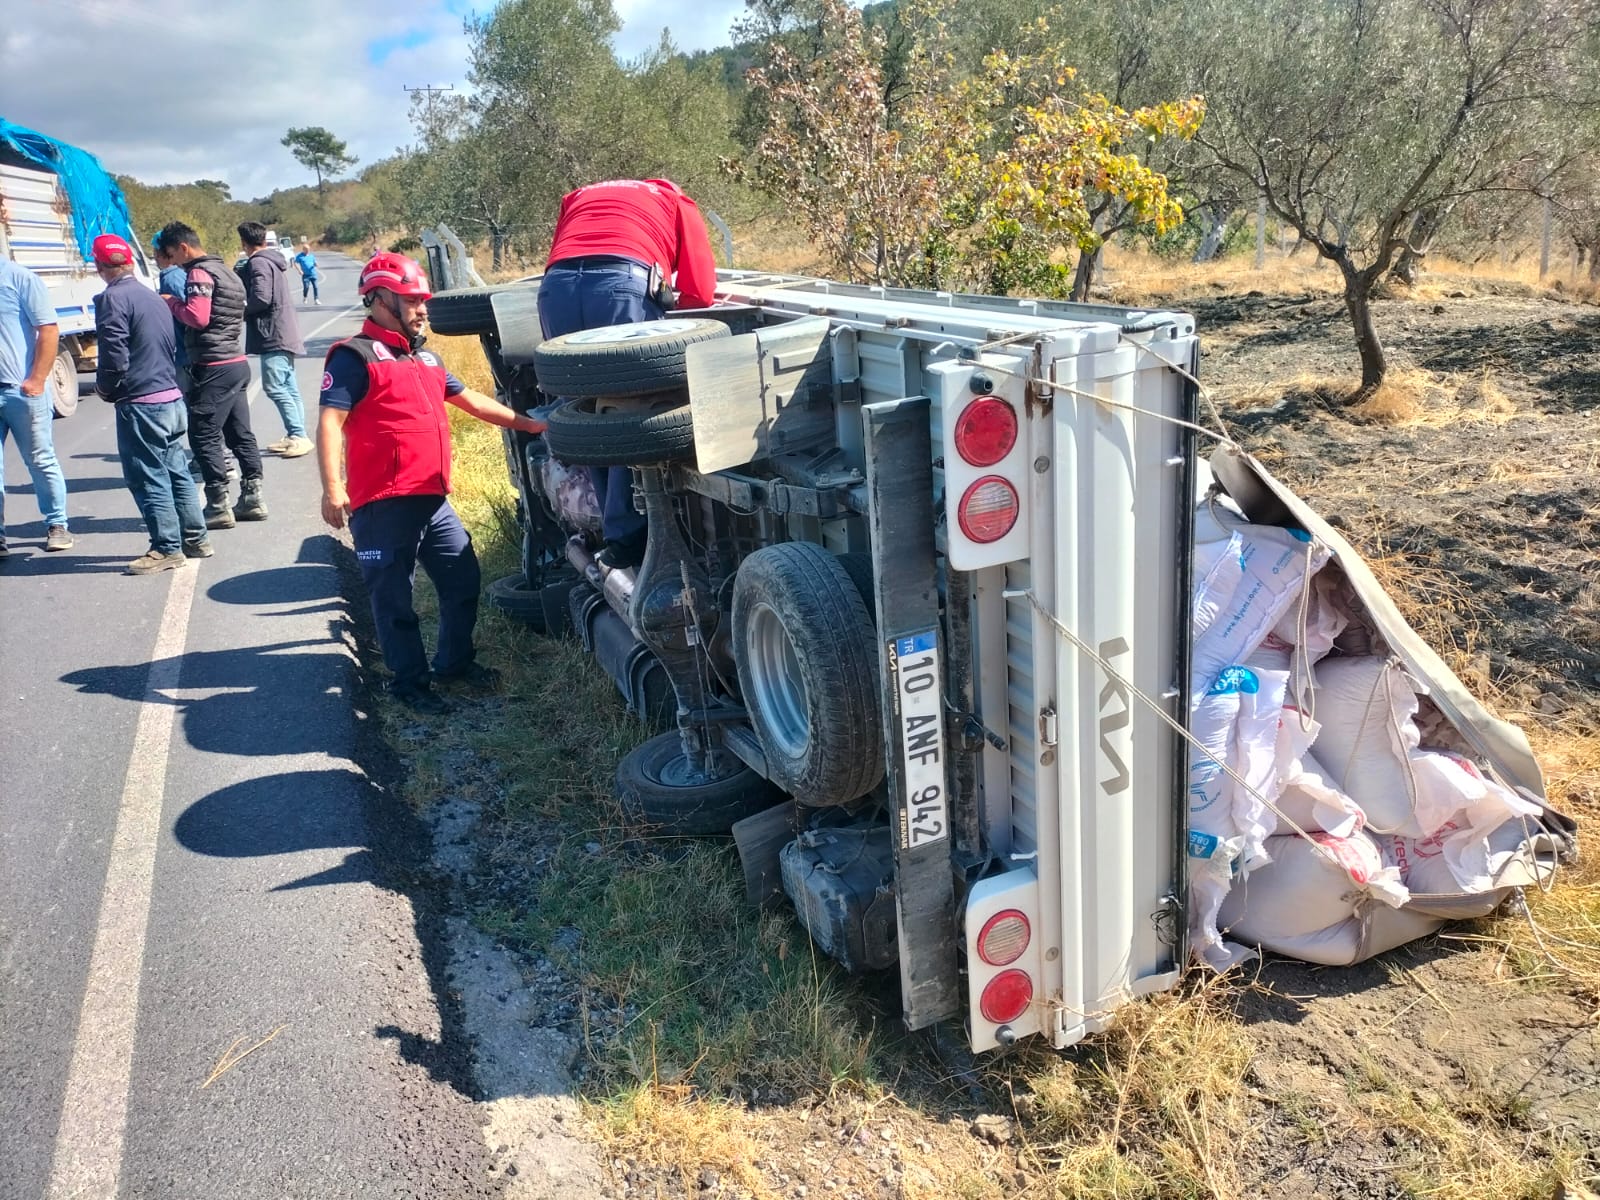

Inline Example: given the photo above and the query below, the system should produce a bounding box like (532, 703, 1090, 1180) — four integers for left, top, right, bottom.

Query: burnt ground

(1189, 277, 1600, 1197)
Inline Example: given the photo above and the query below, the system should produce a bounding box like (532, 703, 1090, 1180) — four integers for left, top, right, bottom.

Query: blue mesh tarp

(0, 117, 137, 260)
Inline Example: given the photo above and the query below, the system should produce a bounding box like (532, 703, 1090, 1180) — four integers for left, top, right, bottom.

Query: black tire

(616, 731, 782, 836)
(427, 282, 536, 337)
(486, 573, 548, 632)
(543, 396, 696, 466)
(732, 543, 885, 807)
(534, 318, 730, 398)
(835, 552, 877, 627)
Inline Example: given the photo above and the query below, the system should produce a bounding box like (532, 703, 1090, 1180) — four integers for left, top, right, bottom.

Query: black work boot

(234, 477, 268, 522)
(203, 482, 236, 530)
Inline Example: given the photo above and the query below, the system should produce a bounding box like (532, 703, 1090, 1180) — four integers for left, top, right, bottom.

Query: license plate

(890, 630, 948, 849)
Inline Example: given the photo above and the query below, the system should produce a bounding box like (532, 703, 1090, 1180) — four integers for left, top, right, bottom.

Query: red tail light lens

(957, 476, 1019, 543)
(976, 910, 1031, 966)
(979, 969, 1034, 1024)
(953, 398, 1018, 467)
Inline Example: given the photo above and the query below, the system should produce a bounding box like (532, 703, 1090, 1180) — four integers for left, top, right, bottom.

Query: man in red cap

(536, 178, 717, 569)
(92, 233, 212, 573)
(317, 252, 546, 714)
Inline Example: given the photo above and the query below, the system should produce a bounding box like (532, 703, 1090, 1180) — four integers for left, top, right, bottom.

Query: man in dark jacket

(155, 220, 266, 528)
(92, 234, 212, 574)
(237, 221, 311, 459)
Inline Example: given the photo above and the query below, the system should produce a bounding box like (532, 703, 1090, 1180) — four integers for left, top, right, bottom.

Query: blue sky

(1, 0, 749, 196)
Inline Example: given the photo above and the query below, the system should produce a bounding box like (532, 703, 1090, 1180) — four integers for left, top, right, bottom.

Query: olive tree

(733, 0, 1201, 293)
(1193, 0, 1596, 393)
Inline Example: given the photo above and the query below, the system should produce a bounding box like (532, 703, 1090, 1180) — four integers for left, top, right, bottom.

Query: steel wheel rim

(654, 746, 741, 788)
(747, 601, 809, 759)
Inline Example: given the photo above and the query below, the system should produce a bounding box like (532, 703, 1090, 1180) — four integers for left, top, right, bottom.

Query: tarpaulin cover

(0, 117, 136, 260)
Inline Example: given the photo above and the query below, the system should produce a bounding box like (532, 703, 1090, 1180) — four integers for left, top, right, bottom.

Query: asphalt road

(0, 253, 499, 1199)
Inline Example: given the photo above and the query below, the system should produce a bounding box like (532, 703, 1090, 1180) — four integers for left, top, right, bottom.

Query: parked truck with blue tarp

(0, 117, 153, 417)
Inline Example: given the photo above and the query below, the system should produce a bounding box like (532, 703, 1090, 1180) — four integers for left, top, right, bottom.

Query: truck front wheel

(616, 731, 781, 836)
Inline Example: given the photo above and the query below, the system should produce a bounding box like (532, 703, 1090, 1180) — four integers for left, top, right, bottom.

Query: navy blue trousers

(536, 260, 662, 547)
(349, 494, 480, 688)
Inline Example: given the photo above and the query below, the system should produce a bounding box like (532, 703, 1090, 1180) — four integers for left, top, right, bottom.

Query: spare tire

(543, 395, 696, 466)
(428, 281, 537, 337)
(732, 544, 885, 807)
(534, 318, 730, 398)
(616, 731, 782, 836)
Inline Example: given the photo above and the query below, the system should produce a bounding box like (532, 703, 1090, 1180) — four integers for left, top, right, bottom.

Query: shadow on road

(65, 534, 486, 1100)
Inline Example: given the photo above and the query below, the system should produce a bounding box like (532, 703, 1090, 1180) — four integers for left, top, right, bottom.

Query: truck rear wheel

(616, 731, 781, 836)
(732, 544, 885, 807)
(49, 352, 79, 418)
(533, 318, 730, 398)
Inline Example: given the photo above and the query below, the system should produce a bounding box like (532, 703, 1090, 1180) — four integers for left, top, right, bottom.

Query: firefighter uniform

(320, 318, 480, 692)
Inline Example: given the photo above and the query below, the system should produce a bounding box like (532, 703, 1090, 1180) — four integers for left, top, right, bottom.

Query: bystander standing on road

(237, 221, 312, 458)
(293, 239, 320, 304)
(156, 220, 267, 528)
(90, 234, 211, 574)
(317, 253, 546, 714)
(152, 239, 191, 392)
(0, 255, 72, 558)
(537, 177, 717, 569)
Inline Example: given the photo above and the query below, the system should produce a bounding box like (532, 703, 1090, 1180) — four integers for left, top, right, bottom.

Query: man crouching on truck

(317, 253, 547, 715)
(537, 178, 717, 570)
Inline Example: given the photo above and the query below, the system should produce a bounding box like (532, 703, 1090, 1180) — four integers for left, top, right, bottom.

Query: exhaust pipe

(566, 536, 635, 624)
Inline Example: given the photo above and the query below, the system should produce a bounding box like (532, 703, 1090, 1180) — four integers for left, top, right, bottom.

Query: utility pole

(404, 83, 455, 130)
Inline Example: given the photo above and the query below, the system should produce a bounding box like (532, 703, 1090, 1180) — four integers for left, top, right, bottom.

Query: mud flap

(864, 395, 961, 1029)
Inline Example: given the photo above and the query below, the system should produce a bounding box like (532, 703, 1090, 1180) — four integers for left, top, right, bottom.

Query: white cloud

(2, 0, 746, 200)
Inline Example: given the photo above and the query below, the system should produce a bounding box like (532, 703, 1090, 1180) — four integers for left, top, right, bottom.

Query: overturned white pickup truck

(430, 270, 1574, 1054)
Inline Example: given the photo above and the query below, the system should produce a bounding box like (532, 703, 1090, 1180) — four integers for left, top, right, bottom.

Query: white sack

(1380, 781, 1544, 896)
(1191, 506, 1329, 703)
(1187, 665, 1290, 969)
(1193, 531, 1246, 642)
(1309, 656, 1423, 835)
(1274, 749, 1367, 839)
(1217, 831, 1408, 966)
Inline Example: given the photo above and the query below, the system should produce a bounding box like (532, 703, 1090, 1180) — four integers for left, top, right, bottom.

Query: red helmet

(359, 252, 431, 299)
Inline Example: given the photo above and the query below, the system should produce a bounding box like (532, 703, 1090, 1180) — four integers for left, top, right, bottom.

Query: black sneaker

(389, 680, 450, 715)
(0, 535, 9, 560)
(432, 663, 501, 690)
(596, 538, 646, 571)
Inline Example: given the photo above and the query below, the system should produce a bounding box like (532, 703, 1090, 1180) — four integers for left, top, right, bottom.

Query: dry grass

(1342, 1053, 1583, 1200)
(594, 1080, 782, 1200)
(1007, 978, 1255, 1200)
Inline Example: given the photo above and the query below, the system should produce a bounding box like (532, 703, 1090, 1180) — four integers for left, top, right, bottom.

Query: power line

(403, 84, 455, 126)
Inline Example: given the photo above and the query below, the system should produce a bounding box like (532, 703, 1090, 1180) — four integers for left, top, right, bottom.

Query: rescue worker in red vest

(318, 253, 546, 714)
(537, 178, 717, 569)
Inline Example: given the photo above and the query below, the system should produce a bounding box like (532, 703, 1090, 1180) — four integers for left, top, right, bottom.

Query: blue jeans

(259, 351, 305, 439)
(301, 275, 319, 301)
(536, 260, 662, 547)
(348, 494, 481, 689)
(116, 399, 206, 554)
(0, 382, 69, 532)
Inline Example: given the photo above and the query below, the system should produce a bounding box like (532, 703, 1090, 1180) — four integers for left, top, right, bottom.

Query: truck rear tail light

(979, 969, 1033, 1024)
(953, 398, 1017, 467)
(976, 910, 1031, 966)
(956, 476, 1019, 543)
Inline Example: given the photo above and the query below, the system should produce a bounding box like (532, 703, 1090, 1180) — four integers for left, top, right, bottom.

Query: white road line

(302, 302, 362, 344)
(48, 564, 200, 1200)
